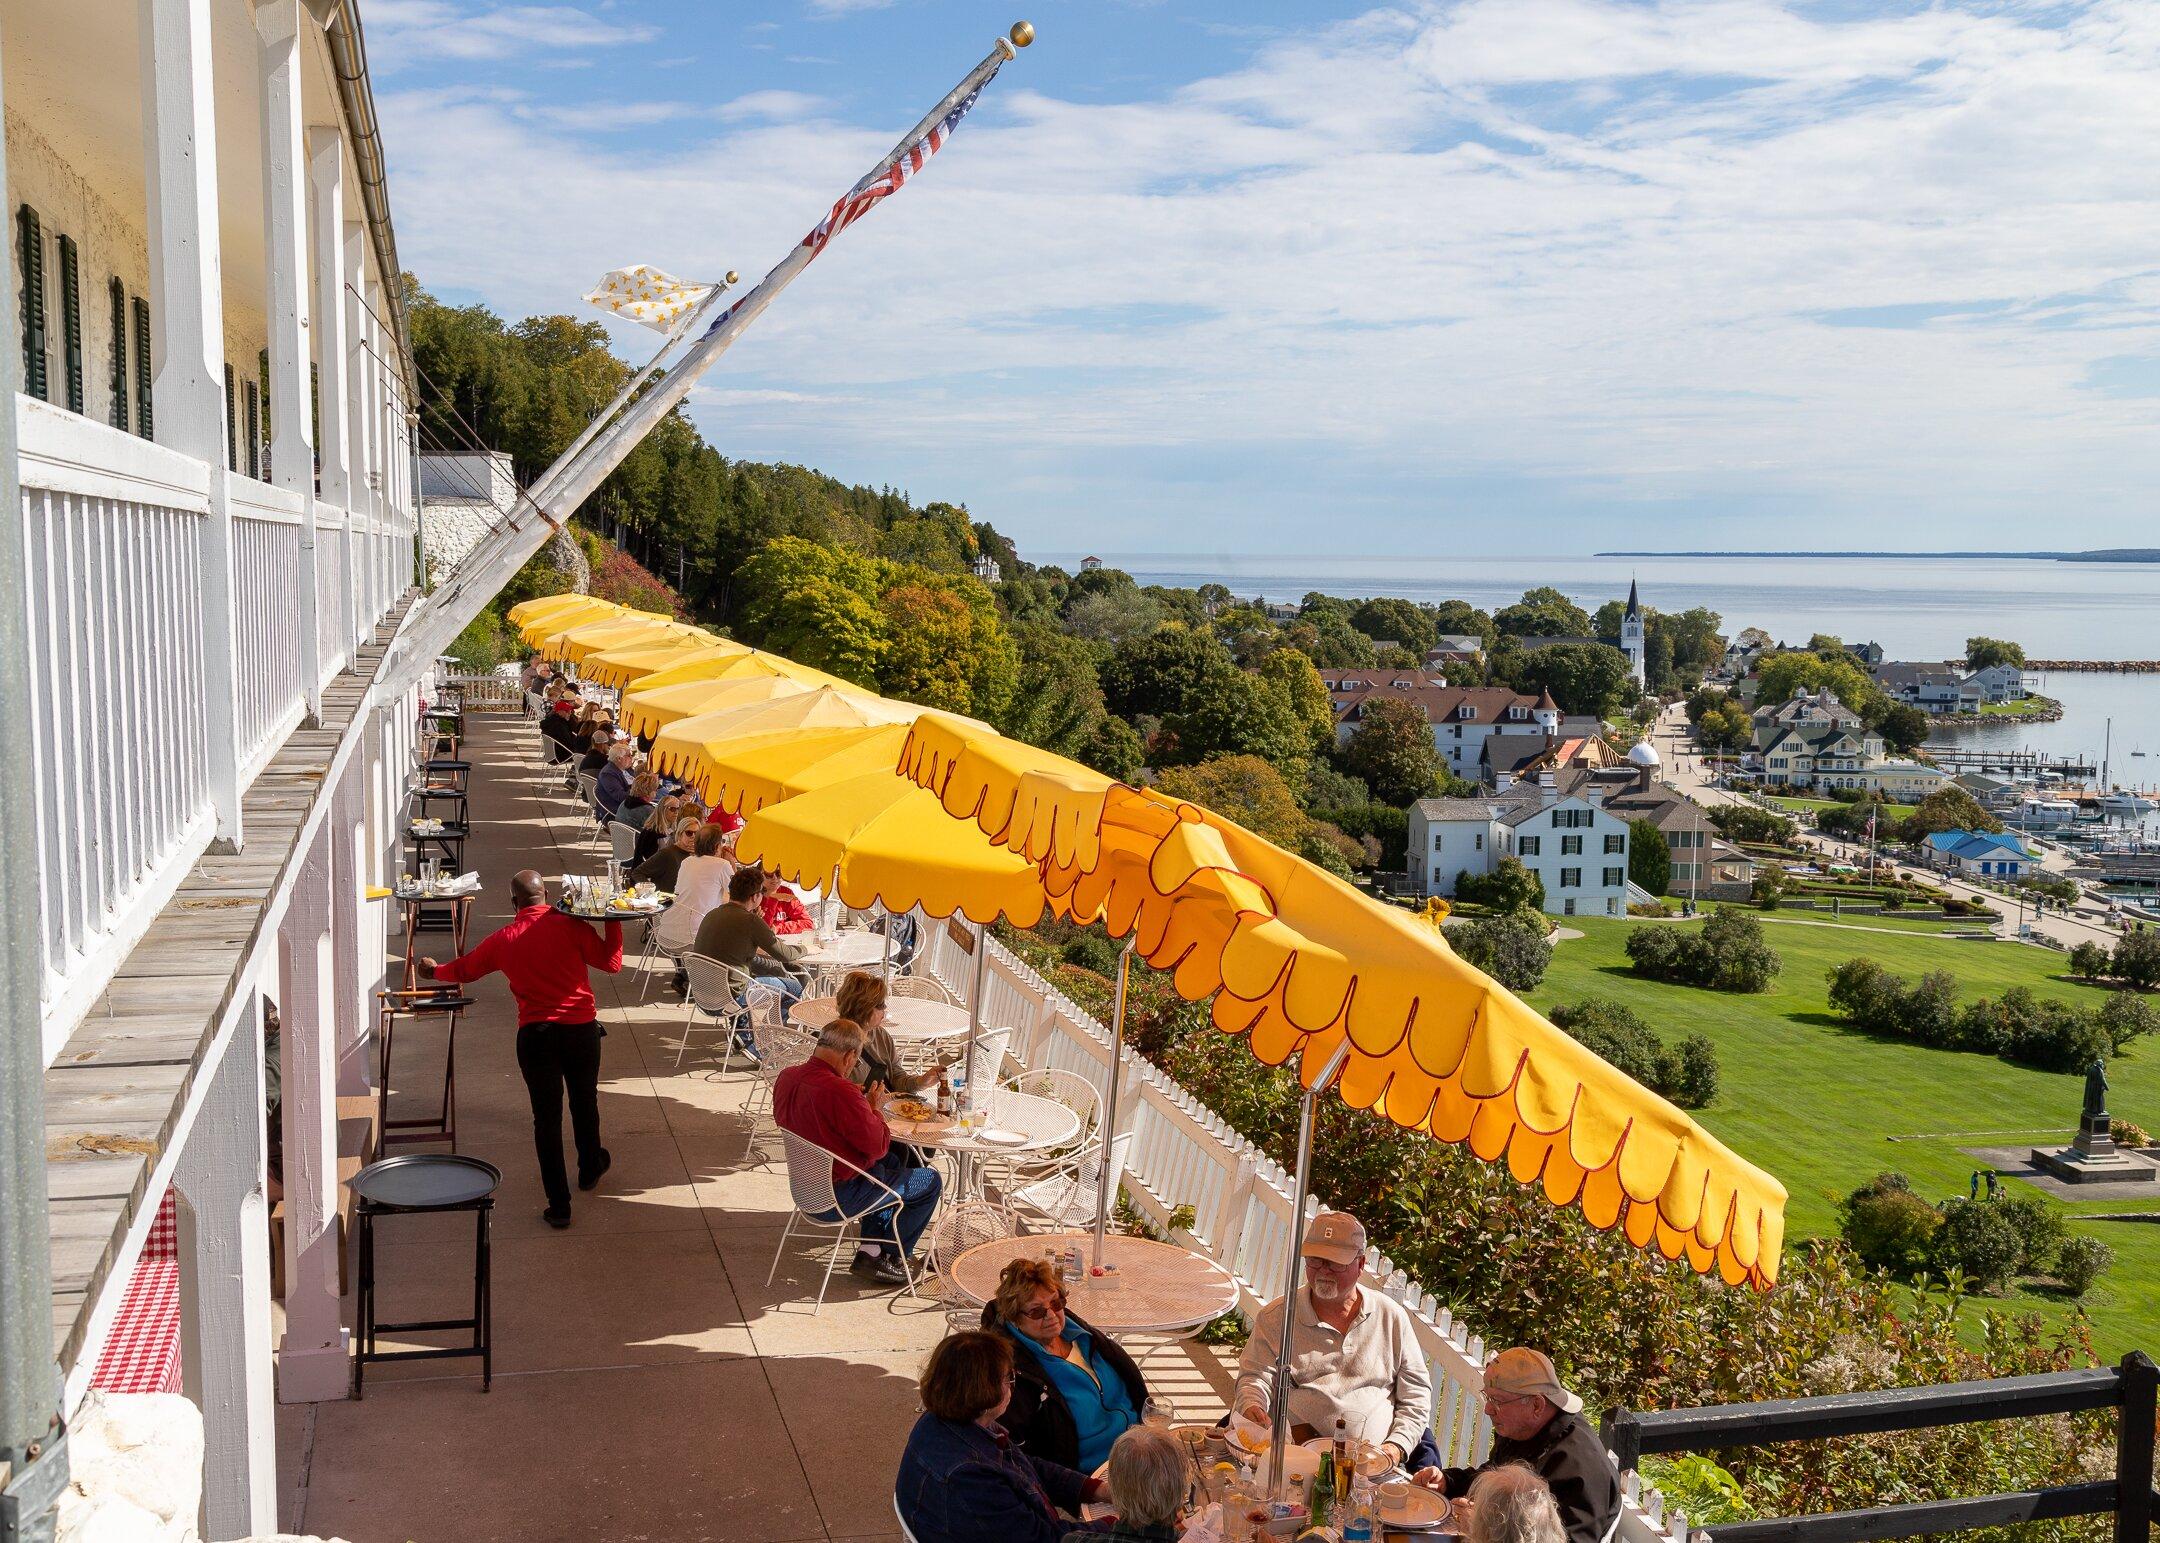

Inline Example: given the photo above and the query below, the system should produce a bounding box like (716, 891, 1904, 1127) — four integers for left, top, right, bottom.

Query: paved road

(1648, 702, 2125, 952)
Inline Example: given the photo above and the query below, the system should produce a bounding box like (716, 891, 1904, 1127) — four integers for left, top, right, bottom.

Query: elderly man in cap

(1232, 1210, 1432, 1469)
(1412, 1348, 1621, 1543)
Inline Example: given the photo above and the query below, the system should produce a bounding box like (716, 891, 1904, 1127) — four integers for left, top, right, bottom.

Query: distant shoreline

(1594, 549, 2160, 563)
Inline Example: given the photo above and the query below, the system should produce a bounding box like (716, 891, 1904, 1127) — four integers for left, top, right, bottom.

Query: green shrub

(1454, 857, 1545, 917)
(1060, 932, 1120, 977)
(1626, 911, 1780, 994)
(2055, 1236, 2113, 1298)
(1549, 998, 1666, 1087)
(1838, 1174, 1941, 1273)
(1444, 915, 1552, 993)
(1932, 1199, 2024, 1292)
(2115, 930, 2160, 989)
(2097, 990, 2159, 1053)
(1995, 1193, 2065, 1276)
(2114, 1119, 2152, 1149)
(2068, 941, 2112, 980)
(1828, 959, 2137, 1073)
(1664, 1034, 1722, 1108)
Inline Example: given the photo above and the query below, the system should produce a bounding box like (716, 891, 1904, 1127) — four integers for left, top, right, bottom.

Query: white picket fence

(914, 918, 1695, 1543)
(15, 397, 414, 1056)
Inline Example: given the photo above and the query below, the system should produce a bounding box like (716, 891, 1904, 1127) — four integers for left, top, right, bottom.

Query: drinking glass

(1143, 1396, 1177, 1430)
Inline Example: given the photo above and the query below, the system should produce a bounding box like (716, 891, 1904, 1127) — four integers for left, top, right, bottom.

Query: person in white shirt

(654, 823, 735, 958)
(1233, 1210, 1433, 1467)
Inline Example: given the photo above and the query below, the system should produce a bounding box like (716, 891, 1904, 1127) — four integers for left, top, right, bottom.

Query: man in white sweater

(1234, 1210, 1433, 1467)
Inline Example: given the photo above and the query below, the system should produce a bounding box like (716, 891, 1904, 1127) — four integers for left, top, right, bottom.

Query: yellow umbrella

(692, 723, 916, 816)
(515, 595, 621, 646)
(738, 773, 1059, 926)
(621, 674, 817, 742)
(542, 613, 684, 665)
(509, 592, 610, 631)
(651, 687, 921, 800)
(579, 632, 731, 691)
(901, 720, 1786, 1288)
(628, 647, 855, 700)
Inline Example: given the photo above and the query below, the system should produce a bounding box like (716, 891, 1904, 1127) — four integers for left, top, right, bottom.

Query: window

(1551, 808, 1590, 829)
(57, 233, 83, 413)
(1432, 832, 1443, 853)
(132, 296, 154, 438)
(1606, 898, 1619, 915)
(1604, 833, 1624, 854)
(1474, 832, 1483, 851)
(1603, 866, 1625, 888)
(1563, 898, 1576, 916)
(1508, 706, 1526, 720)
(18, 205, 47, 401)
(107, 277, 128, 432)
(1562, 834, 1582, 856)
(1518, 835, 1540, 856)
(1459, 706, 1477, 721)
(1560, 867, 1581, 888)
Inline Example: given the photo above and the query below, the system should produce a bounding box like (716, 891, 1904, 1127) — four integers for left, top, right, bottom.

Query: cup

(1379, 1481, 1411, 1517)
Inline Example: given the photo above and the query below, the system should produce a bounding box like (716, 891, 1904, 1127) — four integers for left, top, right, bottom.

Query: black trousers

(516, 1020, 604, 1212)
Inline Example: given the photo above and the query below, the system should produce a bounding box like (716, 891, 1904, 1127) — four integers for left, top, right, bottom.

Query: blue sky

(367, 1, 2160, 559)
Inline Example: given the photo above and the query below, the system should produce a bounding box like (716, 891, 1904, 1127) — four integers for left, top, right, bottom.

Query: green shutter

(18, 205, 47, 401)
(108, 277, 129, 432)
(224, 364, 236, 470)
(57, 233, 83, 413)
(131, 295, 153, 438)
(244, 376, 260, 478)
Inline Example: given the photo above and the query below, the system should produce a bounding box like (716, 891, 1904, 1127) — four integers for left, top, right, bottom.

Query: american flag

(703, 62, 1001, 337)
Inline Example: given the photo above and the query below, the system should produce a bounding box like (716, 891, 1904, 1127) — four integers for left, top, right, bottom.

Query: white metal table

(885, 1090, 1079, 1198)
(790, 993, 972, 1047)
(946, 1231, 1240, 1336)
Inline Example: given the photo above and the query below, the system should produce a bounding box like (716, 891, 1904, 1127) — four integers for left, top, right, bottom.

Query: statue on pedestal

(2083, 1058, 2109, 1124)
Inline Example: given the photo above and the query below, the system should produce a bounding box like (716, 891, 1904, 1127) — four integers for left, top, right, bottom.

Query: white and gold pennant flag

(583, 265, 718, 333)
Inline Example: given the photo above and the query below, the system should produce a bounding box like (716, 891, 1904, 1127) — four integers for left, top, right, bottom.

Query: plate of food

(1374, 1482, 1451, 1531)
(888, 1097, 940, 1123)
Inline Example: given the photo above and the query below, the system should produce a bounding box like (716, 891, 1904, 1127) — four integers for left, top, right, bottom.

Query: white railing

(916, 919, 1695, 1543)
(316, 514, 349, 680)
(230, 481, 308, 774)
(15, 396, 413, 1059)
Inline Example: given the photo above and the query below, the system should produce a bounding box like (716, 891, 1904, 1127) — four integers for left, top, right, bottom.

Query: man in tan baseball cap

(1232, 1211, 1433, 1468)
(1412, 1347, 1619, 1543)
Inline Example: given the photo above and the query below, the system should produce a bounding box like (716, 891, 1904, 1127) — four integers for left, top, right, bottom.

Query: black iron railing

(1605, 1352, 2156, 1543)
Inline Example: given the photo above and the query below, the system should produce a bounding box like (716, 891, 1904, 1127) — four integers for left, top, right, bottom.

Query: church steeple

(1624, 576, 1640, 621)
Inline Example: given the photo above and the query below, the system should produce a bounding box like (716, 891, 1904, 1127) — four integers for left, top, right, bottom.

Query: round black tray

(349, 1153, 501, 1211)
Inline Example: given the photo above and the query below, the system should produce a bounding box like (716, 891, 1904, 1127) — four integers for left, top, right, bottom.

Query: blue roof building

(1923, 829, 2033, 877)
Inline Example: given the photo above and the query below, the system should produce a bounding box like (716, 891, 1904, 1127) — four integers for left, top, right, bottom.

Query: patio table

(885, 1089, 1078, 1199)
(791, 930, 886, 971)
(947, 1231, 1239, 1336)
(789, 993, 972, 1046)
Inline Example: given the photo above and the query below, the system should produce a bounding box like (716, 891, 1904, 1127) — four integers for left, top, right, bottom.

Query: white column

(330, 755, 374, 1098)
(308, 128, 353, 670)
(141, 0, 244, 850)
(257, 0, 321, 723)
(173, 1000, 279, 1538)
(275, 822, 350, 1401)
(341, 222, 373, 651)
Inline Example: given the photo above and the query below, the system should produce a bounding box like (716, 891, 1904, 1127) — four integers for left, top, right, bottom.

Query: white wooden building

(5, 0, 421, 1534)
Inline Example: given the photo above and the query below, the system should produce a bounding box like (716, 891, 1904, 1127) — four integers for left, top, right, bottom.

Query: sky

(366, 0, 2160, 559)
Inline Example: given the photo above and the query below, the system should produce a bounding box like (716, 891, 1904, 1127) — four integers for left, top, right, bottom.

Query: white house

(1963, 663, 2026, 704)
(1923, 829, 2034, 878)
(1408, 782, 1632, 918)
(1328, 681, 1561, 778)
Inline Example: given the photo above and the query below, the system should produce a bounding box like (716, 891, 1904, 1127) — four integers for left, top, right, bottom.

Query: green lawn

(1531, 918, 2160, 1355)
(1979, 696, 2057, 718)
(1767, 795, 1918, 821)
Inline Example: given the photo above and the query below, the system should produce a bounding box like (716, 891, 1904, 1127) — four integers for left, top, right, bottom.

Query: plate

(974, 1128, 1029, 1147)
(1376, 1487, 1451, 1529)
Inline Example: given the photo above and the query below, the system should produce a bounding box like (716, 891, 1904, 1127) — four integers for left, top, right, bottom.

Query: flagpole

(384, 22, 1036, 691)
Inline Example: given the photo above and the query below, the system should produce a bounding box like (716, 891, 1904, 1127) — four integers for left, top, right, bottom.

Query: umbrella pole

(1091, 941, 1135, 1269)
(1270, 1038, 1353, 1503)
(966, 920, 989, 1111)
(880, 905, 894, 979)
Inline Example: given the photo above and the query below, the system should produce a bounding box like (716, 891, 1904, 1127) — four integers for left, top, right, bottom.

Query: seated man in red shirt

(421, 869, 623, 1229)
(758, 869, 816, 935)
(772, 1018, 942, 1287)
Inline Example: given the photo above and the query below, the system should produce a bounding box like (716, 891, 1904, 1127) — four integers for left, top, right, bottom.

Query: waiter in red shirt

(421, 869, 623, 1229)
(772, 1018, 942, 1286)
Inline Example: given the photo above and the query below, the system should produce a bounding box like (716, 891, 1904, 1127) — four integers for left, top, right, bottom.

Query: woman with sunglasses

(982, 1257, 1150, 1474)
(895, 1330, 1113, 1543)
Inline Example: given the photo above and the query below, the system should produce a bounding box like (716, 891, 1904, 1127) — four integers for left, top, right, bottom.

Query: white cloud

(365, 1, 659, 63)
(804, 0, 894, 15)
(377, 0, 2160, 550)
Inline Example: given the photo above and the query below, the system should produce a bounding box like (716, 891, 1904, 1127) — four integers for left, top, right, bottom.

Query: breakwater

(2026, 660, 2160, 673)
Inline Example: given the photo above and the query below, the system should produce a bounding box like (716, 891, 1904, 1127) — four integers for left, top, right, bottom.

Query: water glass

(1143, 1396, 1177, 1429)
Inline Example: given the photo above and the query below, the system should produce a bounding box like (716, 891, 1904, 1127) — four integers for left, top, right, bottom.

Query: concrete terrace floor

(277, 712, 1233, 1543)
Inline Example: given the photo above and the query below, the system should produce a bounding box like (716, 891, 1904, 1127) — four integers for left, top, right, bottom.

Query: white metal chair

(642, 929, 694, 1005)
(894, 1495, 925, 1543)
(677, 954, 752, 1070)
(962, 1028, 1011, 1093)
(924, 1197, 1020, 1315)
(739, 1005, 815, 1160)
(768, 1129, 921, 1311)
(981, 1067, 1101, 1193)
(1009, 1131, 1135, 1231)
(887, 975, 954, 1005)
(608, 820, 640, 871)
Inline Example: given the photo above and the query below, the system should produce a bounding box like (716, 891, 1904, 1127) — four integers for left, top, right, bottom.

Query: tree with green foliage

(1257, 648, 1335, 755)
(1753, 651, 1888, 721)
(1428, 599, 1497, 649)
(733, 537, 891, 686)
(879, 580, 1018, 719)
(1350, 596, 1438, 656)
(1899, 785, 2005, 841)
(1932, 1198, 2023, 1293)
(2056, 1235, 2112, 1298)
(1709, 804, 1797, 845)
(1341, 696, 1447, 806)
(1965, 637, 2026, 670)
(997, 624, 1110, 760)
(1155, 755, 1310, 848)
(1629, 819, 1670, 896)
(1878, 703, 1930, 755)
(1063, 586, 1163, 643)
(1161, 671, 1312, 787)
(1494, 585, 1592, 639)
(1443, 914, 1552, 992)
(1453, 856, 1545, 917)
(1501, 642, 1639, 717)
(1099, 626, 1237, 722)
(2113, 930, 2160, 990)
(1837, 1173, 1941, 1274)
(1548, 998, 1721, 1107)
(1080, 714, 1146, 782)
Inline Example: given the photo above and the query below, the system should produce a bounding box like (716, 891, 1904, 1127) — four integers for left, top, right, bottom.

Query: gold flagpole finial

(725, 271, 741, 286)
(1009, 20, 1035, 47)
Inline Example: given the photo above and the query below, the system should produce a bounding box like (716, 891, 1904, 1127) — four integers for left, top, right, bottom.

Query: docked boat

(2100, 791, 2158, 817)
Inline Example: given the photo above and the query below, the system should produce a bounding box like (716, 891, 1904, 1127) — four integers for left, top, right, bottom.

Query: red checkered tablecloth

(90, 1190, 182, 1395)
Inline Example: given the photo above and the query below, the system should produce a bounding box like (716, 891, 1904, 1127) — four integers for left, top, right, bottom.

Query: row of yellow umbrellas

(504, 593, 1785, 1287)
